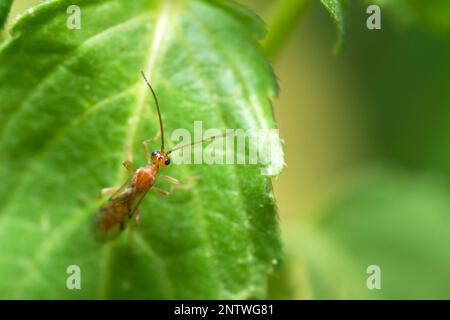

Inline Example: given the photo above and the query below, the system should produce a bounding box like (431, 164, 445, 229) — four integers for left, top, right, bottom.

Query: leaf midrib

(98, 0, 184, 299)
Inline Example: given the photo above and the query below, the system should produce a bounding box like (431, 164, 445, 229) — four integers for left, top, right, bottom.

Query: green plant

(0, 0, 283, 299)
(2, 0, 450, 300)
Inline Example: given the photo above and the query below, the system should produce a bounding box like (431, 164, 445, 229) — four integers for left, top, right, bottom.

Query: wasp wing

(92, 178, 144, 242)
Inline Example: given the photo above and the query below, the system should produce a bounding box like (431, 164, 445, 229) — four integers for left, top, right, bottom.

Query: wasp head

(151, 150, 171, 167)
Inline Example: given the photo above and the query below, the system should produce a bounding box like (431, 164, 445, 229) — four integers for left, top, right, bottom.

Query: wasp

(94, 71, 225, 242)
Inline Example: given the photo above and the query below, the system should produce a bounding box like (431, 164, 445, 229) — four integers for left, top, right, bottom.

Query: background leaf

(370, 0, 450, 34)
(345, 1, 450, 179)
(320, 0, 346, 51)
(287, 167, 450, 299)
(240, 0, 450, 299)
(0, 0, 283, 299)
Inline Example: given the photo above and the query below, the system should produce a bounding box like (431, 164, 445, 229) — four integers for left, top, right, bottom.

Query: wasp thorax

(151, 150, 171, 167)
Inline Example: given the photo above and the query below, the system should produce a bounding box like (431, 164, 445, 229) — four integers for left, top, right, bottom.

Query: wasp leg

(100, 187, 120, 197)
(159, 174, 201, 185)
(120, 221, 125, 231)
(100, 161, 133, 197)
(153, 185, 192, 196)
(143, 131, 161, 163)
(122, 160, 134, 174)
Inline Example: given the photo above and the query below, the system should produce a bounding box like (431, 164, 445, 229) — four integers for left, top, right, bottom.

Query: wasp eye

(165, 158, 171, 166)
(151, 150, 158, 157)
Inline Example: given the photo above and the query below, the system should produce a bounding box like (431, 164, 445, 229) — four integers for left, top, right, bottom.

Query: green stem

(262, 0, 309, 60)
(0, 0, 13, 31)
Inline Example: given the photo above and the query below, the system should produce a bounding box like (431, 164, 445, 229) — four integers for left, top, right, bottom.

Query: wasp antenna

(167, 132, 232, 155)
(141, 71, 165, 151)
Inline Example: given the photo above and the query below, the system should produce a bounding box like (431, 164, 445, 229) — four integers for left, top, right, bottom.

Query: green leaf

(320, 0, 346, 52)
(0, 0, 13, 30)
(0, 0, 283, 299)
(296, 167, 450, 299)
(370, 0, 450, 34)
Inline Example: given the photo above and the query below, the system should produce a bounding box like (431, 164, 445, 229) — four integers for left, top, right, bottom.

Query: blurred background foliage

(238, 0, 450, 299)
(4, 0, 450, 299)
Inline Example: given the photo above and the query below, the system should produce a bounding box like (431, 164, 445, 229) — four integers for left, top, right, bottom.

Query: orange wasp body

(94, 72, 224, 242)
(95, 162, 157, 241)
